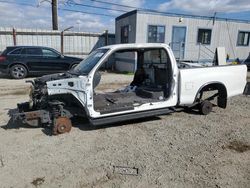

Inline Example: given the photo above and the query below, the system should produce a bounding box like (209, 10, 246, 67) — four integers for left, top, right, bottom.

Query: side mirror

(58, 54, 64, 58)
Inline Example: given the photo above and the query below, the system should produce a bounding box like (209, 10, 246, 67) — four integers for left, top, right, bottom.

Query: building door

(171, 26, 186, 60)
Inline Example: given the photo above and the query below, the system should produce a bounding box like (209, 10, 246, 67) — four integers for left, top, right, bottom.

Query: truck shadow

(182, 108, 202, 115)
(2, 107, 214, 136)
(1, 109, 40, 130)
(1, 117, 34, 129)
(2, 108, 163, 136)
(181, 105, 217, 115)
(73, 116, 163, 132)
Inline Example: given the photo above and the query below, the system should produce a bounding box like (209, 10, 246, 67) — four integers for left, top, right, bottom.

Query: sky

(0, 0, 249, 33)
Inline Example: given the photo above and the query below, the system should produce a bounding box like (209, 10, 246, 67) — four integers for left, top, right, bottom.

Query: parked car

(0, 46, 83, 79)
(14, 43, 248, 135)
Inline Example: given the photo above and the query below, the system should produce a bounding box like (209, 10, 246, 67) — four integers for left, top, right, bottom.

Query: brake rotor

(53, 117, 72, 135)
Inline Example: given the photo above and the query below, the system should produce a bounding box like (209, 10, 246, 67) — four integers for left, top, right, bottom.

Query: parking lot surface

(0, 73, 249, 188)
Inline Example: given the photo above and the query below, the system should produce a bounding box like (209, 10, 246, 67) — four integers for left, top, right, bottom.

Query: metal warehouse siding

(0, 27, 13, 51)
(119, 11, 250, 61)
(0, 27, 115, 58)
(15, 28, 61, 51)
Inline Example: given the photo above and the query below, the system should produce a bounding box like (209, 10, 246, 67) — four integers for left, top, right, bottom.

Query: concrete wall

(0, 27, 115, 58)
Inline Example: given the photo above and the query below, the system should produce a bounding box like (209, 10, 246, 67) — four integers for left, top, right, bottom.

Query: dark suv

(0, 46, 83, 79)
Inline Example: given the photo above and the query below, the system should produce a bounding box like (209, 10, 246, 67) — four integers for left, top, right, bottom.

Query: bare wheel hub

(53, 117, 72, 135)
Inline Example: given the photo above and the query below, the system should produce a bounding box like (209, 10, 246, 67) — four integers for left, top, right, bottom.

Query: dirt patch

(226, 141, 250, 153)
(31, 177, 45, 187)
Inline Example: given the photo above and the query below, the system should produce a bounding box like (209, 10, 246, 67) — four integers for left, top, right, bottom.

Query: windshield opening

(70, 49, 109, 75)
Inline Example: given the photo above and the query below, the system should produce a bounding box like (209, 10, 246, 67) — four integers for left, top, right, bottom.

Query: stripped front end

(14, 73, 88, 135)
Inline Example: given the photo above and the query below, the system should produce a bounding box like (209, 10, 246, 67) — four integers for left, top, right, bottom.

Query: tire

(71, 63, 78, 69)
(10, 64, 28, 79)
(199, 100, 213, 115)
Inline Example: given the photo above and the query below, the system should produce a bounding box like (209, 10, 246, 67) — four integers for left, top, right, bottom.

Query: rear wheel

(10, 64, 27, 79)
(199, 100, 213, 115)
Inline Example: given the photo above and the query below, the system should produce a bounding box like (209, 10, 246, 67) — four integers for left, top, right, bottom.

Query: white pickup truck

(14, 43, 248, 135)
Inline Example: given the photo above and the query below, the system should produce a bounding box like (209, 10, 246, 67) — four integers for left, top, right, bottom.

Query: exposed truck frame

(13, 43, 248, 135)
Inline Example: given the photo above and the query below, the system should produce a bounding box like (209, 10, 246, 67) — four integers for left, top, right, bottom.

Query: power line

(59, 8, 115, 17)
(0, 0, 115, 17)
(1, 0, 249, 22)
(82, 0, 188, 17)
(67, 1, 128, 12)
(85, 0, 250, 22)
(87, 0, 139, 9)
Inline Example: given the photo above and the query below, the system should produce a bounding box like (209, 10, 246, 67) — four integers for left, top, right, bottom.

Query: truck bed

(178, 64, 247, 105)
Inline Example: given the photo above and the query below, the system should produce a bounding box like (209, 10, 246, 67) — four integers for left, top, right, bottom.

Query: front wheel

(199, 100, 213, 115)
(53, 117, 72, 135)
(10, 64, 28, 79)
(70, 63, 78, 70)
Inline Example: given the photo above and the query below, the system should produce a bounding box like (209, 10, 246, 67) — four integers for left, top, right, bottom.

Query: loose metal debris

(113, 166, 139, 176)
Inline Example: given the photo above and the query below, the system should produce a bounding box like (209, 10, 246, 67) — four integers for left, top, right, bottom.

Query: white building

(115, 10, 250, 68)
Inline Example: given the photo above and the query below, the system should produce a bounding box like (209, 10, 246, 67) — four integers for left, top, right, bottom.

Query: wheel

(10, 64, 27, 79)
(53, 117, 72, 135)
(71, 63, 78, 69)
(199, 100, 213, 115)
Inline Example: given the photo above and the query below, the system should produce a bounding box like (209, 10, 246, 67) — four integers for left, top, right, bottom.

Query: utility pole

(213, 12, 217, 25)
(51, 0, 58, 30)
(38, 0, 58, 30)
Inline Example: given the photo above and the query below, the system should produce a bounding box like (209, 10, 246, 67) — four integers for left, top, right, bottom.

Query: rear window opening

(9, 48, 23, 55)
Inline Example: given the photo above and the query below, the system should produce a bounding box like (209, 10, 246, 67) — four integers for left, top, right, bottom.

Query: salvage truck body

(15, 43, 248, 134)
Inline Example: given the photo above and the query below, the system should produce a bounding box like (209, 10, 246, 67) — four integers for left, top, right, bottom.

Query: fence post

(60, 27, 73, 55)
(12, 28, 17, 46)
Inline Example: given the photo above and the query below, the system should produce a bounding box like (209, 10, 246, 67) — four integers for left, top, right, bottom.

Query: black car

(0, 46, 83, 79)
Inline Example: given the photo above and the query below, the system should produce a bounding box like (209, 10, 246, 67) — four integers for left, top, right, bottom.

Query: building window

(197, 29, 212, 45)
(237, 31, 250, 46)
(121, 25, 129, 43)
(148, 25, 165, 43)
